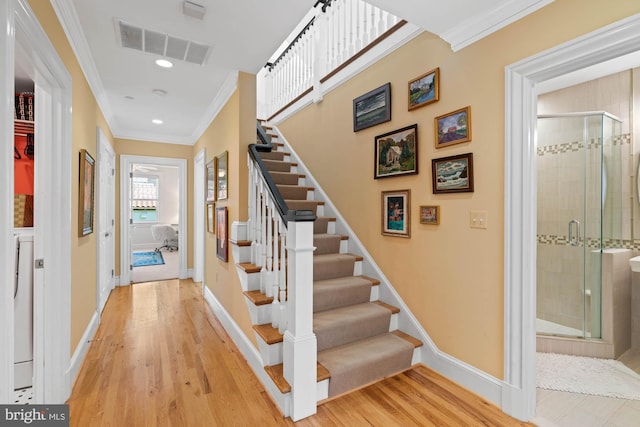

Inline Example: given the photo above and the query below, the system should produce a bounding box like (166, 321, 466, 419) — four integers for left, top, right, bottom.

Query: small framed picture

(420, 205, 440, 225)
(353, 82, 391, 132)
(216, 206, 228, 262)
(206, 203, 215, 233)
(408, 68, 439, 110)
(432, 153, 474, 194)
(374, 124, 418, 179)
(78, 149, 95, 236)
(206, 160, 215, 202)
(435, 106, 471, 148)
(216, 151, 228, 201)
(381, 189, 410, 238)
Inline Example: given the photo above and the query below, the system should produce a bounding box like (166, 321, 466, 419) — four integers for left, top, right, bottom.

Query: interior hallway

(67, 279, 531, 426)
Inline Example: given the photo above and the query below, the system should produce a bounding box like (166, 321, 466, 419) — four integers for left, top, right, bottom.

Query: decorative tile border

(537, 133, 630, 157)
(537, 234, 640, 251)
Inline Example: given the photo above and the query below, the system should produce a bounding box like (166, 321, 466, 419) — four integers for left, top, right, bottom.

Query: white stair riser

(236, 268, 261, 292)
(339, 240, 348, 254)
(254, 334, 283, 366)
(232, 244, 252, 264)
(245, 300, 273, 325)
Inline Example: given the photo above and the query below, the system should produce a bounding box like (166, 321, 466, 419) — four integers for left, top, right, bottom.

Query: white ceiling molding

(189, 70, 239, 145)
(50, 0, 118, 134)
(440, 0, 555, 52)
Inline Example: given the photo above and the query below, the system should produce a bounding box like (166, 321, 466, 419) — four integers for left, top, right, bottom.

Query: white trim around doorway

(119, 155, 188, 285)
(503, 13, 640, 421)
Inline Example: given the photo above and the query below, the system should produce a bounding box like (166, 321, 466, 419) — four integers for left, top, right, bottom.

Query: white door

(97, 128, 115, 313)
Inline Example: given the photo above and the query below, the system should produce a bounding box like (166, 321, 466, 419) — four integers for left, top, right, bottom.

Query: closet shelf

(15, 119, 34, 136)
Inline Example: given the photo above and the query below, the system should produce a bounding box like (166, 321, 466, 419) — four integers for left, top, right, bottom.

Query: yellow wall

(113, 139, 194, 276)
(27, 0, 116, 352)
(192, 72, 257, 346)
(277, 0, 640, 378)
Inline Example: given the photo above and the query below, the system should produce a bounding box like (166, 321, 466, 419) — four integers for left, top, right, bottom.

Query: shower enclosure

(536, 112, 622, 340)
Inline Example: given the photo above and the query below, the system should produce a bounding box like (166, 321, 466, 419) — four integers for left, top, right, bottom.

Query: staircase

(234, 123, 422, 413)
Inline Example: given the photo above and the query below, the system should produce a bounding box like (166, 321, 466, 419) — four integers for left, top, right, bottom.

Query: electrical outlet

(470, 210, 488, 229)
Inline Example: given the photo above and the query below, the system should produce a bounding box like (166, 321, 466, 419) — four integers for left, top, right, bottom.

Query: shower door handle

(568, 219, 581, 246)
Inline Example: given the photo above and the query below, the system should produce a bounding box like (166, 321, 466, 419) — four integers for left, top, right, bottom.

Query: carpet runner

(132, 251, 165, 267)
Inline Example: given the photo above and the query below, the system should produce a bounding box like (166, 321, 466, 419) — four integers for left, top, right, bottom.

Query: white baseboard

(66, 310, 100, 388)
(202, 285, 291, 417)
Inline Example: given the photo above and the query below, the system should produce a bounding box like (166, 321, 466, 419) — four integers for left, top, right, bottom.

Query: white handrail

(258, 0, 400, 119)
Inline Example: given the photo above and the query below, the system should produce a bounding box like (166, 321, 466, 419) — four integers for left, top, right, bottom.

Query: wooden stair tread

(230, 239, 251, 247)
(360, 275, 381, 286)
(237, 262, 261, 274)
(253, 323, 283, 344)
(265, 363, 331, 394)
(391, 330, 423, 348)
(243, 290, 273, 306)
(372, 300, 400, 314)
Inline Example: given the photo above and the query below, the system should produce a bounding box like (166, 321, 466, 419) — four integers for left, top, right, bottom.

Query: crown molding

(441, 0, 554, 51)
(50, 0, 118, 132)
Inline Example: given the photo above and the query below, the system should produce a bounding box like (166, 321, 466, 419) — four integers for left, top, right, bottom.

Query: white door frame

(503, 13, 640, 420)
(97, 128, 116, 313)
(0, 0, 72, 404)
(194, 149, 205, 284)
(120, 155, 188, 285)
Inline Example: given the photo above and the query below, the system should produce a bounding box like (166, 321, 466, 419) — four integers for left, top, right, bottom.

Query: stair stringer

(269, 124, 504, 406)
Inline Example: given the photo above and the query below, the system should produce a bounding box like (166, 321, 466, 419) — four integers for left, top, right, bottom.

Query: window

(131, 175, 159, 222)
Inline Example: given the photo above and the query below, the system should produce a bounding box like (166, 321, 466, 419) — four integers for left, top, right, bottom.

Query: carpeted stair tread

(318, 332, 415, 397)
(286, 199, 323, 212)
(262, 159, 296, 172)
(314, 276, 373, 312)
(259, 151, 286, 161)
(277, 185, 311, 200)
(270, 171, 304, 185)
(314, 216, 335, 234)
(314, 302, 392, 352)
(314, 233, 342, 255)
(313, 253, 357, 281)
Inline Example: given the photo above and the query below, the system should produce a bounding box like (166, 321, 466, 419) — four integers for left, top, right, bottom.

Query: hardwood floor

(67, 279, 532, 426)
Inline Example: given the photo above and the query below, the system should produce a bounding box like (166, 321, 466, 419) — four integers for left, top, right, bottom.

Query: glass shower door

(536, 114, 603, 339)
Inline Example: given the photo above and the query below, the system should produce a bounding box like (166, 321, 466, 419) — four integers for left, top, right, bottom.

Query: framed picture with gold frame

(434, 106, 471, 148)
(216, 206, 228, 261)
(215, 151, 228, 201)
(206, 203, 215, 233)
(419, 205, 440, 225)
(78, 149, 95, 236)
(408, 68, 439, 110)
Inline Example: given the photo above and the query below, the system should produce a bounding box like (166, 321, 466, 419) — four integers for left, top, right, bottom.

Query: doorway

(120, 155, 187, 285)
(503, 13, 640, 421)
(97, 128, 116, 313)
(1, 0, 73, 404)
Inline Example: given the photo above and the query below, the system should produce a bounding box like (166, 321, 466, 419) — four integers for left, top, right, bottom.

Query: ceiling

(41, 0, 560, 146)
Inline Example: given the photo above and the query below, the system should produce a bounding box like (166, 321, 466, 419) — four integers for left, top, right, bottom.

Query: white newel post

(283, 217, 317, 421)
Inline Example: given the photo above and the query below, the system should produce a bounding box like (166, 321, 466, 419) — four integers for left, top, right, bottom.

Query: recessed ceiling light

(152, 89, 167, 97)
(152, 119, 163, 124)
(155, 59, 173, 68)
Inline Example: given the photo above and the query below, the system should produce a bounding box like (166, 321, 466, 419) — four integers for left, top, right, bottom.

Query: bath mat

(537, 352, 640, 400)
(132, 251, 165, 267)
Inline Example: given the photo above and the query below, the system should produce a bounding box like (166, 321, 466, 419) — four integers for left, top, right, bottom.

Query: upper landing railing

(257, 0, 403, 120)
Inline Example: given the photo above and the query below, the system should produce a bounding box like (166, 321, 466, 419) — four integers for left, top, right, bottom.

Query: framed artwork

(78, 149, 95, 236)
(206, 159, 215, 202)
(434, 106, 471, 148)
(206, 203, 215, 233)
(216, 151, 228, 201)
(420, 205, 440, 225)
(408, 68, 439, 110)
(353, 82, 391, 132)
(374, 124, 418, 179)
(381, 189, 410, 238)
(216, 206, 228, 262)
(432, 153, 474, 194)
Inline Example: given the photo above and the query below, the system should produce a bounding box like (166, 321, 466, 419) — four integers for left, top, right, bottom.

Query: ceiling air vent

(117, 20, 211, 66)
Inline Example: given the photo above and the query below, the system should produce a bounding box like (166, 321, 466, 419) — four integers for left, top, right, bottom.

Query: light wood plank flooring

(67, 279, 532, 426)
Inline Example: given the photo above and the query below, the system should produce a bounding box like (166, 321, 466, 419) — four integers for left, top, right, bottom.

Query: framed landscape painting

(435, 106, 471, 148)
(374, 124, 418, 179)
(408, 68, 439, 110)
(431, 153, 474, 194)
(353, 83, 391, 132)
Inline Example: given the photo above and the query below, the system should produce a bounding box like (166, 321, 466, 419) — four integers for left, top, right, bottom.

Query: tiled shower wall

(536, 69, 635, 330)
